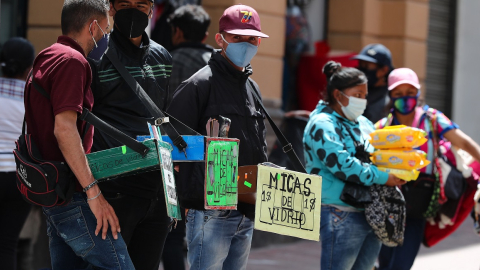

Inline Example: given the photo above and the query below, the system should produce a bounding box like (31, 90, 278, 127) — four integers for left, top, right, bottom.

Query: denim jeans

(321, 205, 382, 270)
(378, 217, 426, 270)
(43, 192, 134, 270)
(186, 209, 253, 270)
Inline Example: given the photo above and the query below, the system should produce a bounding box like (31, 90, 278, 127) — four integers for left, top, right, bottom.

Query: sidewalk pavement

(247, 217, 480, 270)
(160, 216, 480, 270)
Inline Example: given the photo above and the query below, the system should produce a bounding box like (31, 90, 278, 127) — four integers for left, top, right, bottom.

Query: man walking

(167, 5, 269, 270)
(90, 0, 172, 269)
(25, 0, 134, 269)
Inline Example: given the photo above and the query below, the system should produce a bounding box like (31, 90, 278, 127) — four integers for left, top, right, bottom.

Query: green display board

(87, 140, 160, 181)
(157, 141, 182, 219)
(204, 138, 239, 210)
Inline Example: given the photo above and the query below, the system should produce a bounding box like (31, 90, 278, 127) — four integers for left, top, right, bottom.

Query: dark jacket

(364, 85, 389, 123)
(167, 50, 268, 218)
(169, 42, 214, 93)
(90, 28, 172, 199)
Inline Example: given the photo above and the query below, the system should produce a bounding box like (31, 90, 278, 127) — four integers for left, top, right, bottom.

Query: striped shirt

(0, 77, 25, 172)
(98, 64, 172, 83)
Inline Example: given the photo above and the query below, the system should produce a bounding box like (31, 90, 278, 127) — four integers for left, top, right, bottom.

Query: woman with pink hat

(375, 68, 480, 270)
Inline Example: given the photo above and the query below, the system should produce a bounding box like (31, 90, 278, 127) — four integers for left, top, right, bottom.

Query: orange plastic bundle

(371, 149, 430, 171)
(377, 167, 421, 181)
(370, 125, 429, 181)
(370, 125, 428, 149)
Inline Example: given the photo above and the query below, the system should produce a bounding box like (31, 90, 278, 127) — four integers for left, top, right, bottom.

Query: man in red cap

(167, 4, 268, 270)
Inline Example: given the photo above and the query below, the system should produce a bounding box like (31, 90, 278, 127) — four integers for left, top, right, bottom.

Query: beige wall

(328, 0, 429, 91)
(27, 0, 64, 53)
(26, 0, 286, 104)
(202, 0, 286, 103)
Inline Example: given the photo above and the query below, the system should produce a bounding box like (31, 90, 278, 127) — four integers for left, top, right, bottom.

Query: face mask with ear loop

(221, 34, 259, 68)
(337, 91, 367, 121)
(89, 20, 107, 49)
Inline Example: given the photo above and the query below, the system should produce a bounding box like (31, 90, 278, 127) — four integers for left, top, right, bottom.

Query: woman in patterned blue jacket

(303, 61, 406, 270)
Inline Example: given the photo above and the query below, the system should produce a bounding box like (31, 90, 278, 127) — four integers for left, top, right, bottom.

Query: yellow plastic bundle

(377, 167, 420, 181)
(369, 125, 428, 149)
(371, 149, 430, 171)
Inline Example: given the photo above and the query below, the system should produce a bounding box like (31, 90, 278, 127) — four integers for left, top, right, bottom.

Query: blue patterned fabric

(303, 101, 389, 207)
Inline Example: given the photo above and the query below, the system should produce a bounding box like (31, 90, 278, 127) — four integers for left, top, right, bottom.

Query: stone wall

(328, 0, 430, 92)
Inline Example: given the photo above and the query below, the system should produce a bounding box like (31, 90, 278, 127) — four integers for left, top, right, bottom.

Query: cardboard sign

(87, 140, 159, 181)
(137, 135, 205, 162)
(204, 138, 239, 210)
(254, 165, 322, 241)
(157, 141, 182, 219)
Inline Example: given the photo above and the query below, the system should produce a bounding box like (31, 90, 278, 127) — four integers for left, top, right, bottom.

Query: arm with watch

(54, 110, 120, 240)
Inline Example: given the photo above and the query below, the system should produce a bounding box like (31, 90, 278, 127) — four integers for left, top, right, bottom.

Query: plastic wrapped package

(370, 125, 428, 149)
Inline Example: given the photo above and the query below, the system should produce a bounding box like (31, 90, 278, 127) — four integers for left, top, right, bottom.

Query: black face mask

(114, 8, 149, 38)
(358, 67, 378, 89)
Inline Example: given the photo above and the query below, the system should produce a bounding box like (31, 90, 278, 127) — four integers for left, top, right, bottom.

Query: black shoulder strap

(246, 79, 306, 173)
(21, 70, 34, 136)
(29, 75, 149, 157)
(78, 109, 149, 156)
(104, 48, 198, 156)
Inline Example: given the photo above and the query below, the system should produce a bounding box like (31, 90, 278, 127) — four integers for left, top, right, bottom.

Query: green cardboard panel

(204, 138, 239, 210)
(87, 140, 159, 181)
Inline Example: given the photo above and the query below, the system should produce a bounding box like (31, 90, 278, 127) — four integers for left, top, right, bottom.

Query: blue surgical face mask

(221, 34, 258, 68)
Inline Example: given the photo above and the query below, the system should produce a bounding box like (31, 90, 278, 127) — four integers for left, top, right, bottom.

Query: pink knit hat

(388, 68, 421, 90)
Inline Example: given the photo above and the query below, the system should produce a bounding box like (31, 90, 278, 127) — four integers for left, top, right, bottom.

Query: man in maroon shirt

(24, 1, 134, 269)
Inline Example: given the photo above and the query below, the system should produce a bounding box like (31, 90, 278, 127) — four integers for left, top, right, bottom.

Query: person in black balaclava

(89, 1, 173, 269)
(351, 44, 394, 123)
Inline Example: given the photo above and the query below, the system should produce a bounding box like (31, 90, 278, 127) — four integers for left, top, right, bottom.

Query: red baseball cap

(219, 5, 269, 38)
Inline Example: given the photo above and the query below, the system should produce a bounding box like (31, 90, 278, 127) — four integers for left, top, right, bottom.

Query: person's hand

(86, 186, 120, 240)
(385, 174, 407, 186)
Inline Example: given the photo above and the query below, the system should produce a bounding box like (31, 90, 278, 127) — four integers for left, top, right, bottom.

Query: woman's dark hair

(323, 61, 367, 104)
(0, 37, 35, 78)
(168, 5, 210, 42)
